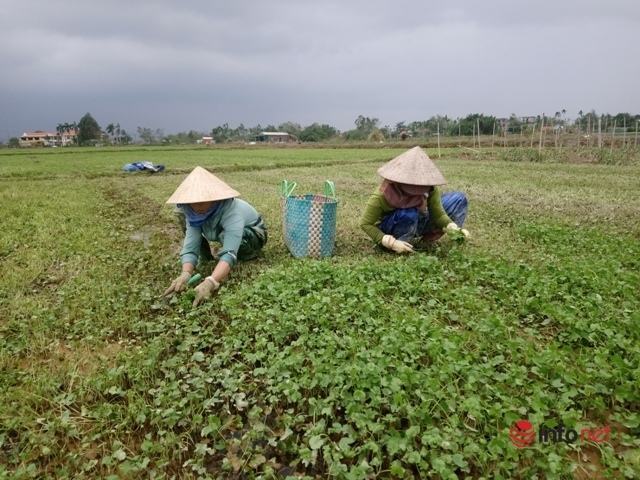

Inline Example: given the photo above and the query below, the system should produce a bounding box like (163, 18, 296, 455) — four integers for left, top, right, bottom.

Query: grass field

(0, 146, 639, 479)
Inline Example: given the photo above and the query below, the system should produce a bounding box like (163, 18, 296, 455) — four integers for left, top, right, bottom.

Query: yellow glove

(381, 234, 414, 254)
(193, 276, 220, 308)
(163, 270, 192, 296)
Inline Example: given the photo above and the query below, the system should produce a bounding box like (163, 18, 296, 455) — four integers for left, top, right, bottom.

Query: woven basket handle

(281, 180, 297, 197)
(324, 180, 336, 198)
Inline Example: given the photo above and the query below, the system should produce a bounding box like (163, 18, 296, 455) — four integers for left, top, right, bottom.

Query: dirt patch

(18, 341, 124, 376)
(568, 447, 607, 479)
(129, 230, 152, 245)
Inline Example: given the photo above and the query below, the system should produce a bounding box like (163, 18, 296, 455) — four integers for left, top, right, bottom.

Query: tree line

(7, 110, 640, 148)
(168, 111, 640, 145)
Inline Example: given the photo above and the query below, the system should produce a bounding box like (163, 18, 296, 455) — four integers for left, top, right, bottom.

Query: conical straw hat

(166, 166, 240, 204)
(377, 146, 447, 186)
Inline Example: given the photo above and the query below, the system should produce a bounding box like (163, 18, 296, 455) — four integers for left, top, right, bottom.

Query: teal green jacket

(360, 187, 453, 243)
(181, 198, 260, 267)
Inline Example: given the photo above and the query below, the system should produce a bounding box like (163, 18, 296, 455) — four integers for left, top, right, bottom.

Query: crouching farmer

(164, 166, 267, 306)
(360, 146, 469, 253)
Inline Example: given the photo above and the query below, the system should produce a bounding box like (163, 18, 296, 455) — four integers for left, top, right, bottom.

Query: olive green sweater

(360, 187, 452, 243)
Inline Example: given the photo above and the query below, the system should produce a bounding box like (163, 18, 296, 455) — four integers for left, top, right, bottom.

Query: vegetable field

(0, 146, 639, 479)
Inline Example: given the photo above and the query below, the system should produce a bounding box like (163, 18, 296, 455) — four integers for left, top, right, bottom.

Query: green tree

(137, 127, 154, 144)
(613, 112, 635, 131)
(77, 113, 102, 145)
(451, 114, 496, 136)
(232, 124, 249, 141)
(394, 122, 407, 138)
(210, 124, 231, 143)
(298, 123, 338, 142)
(354, 115, 379, 132)
(8, 137, 20, 148)
(248, 124, 263, 139)
(278, 121, 302, 138)
(507, 114, 524, 133)
(106, 123, 115, 144)
(408, 120, 429, 138)
(119, 129, 132, 145)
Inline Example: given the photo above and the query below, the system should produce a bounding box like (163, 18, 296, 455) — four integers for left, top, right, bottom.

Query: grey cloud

(1, 0, 639, 140)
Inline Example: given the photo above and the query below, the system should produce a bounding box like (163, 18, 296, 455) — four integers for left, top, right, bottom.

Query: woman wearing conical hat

(164, 167, 267, 306)
(360, 146, 469, 253)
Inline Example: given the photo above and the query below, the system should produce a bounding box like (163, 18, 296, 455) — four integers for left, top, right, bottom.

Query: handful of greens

(447, 227, 467, 245)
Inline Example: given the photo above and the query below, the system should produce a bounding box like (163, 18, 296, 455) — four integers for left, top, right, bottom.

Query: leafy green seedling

(447, 227, 467, 245)
(180, 289, 197, 310)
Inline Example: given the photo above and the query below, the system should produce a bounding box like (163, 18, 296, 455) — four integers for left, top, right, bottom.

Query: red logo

(510, 420, 536, 448)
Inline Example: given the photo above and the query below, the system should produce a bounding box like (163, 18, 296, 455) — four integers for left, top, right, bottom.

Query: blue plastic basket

(281, 180, 338, 258)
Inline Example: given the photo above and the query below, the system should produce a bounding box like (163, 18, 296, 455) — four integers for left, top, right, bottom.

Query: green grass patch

(1, 147, 639, 479)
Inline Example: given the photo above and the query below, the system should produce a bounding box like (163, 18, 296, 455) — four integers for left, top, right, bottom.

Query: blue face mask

(178, 202, 223, 227)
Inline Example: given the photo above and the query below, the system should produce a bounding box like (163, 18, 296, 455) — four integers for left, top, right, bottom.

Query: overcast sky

(2, 0, 639, 141)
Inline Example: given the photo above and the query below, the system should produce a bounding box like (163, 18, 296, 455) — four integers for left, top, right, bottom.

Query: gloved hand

(381, 234, 414, 254)
(445, 222, 471, 239)
(163, 270, 192, 296)
(445, 222, 460, 232)
(193, 276, 220, 307)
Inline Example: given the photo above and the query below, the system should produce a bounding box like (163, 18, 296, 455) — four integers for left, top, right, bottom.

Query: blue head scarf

(178, 202, 223, 227)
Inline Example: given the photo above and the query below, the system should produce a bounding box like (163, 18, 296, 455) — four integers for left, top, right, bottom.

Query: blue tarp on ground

(123, 161, 165, 173)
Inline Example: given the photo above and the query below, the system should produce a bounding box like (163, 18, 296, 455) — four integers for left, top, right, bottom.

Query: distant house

(496, 118, 509, 130)
(20, 131, 56, 147)
(255, 132, 294, 143)
(521, 116, 537, 126)
(61, 130, 77, 146)
(19, 130, 77, 147)
(197, 136, 214, 144)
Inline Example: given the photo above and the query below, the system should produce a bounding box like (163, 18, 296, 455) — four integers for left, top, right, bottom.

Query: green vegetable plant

(0, 146, 638, 479)
(446, 227, 467, 245)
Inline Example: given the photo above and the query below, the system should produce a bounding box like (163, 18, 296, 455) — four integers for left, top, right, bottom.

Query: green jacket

(360, 187, 452, 243)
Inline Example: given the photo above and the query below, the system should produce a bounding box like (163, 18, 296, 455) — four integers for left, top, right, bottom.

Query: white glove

(445, 222, 460, 232)
(163, 270, 192, 296)
(193, 276, 220, 307)
(381, 234, 414, 254)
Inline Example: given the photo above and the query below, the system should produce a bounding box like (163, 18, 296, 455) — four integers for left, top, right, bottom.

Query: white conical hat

(166, 166, 240, 204)
(377, 146, 447, 186)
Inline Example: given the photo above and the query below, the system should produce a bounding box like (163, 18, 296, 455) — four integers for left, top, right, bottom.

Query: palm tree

(69, 122, 78, 145)
(106, 123, 115, 144)
(120, 129, 131, 145)
(577, 111, 585, 134)
(56, 123, 65, 146)
(58, 122, 70, 145)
